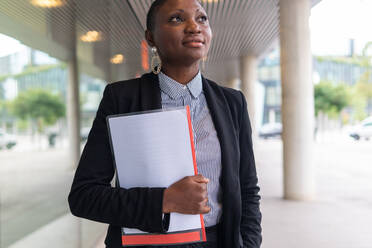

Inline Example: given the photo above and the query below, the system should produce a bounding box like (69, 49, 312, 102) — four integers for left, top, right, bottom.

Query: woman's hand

(162, 174, 210, 215)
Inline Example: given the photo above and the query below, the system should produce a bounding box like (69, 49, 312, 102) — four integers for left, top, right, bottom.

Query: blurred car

(0, 128, 17, 149)
(349, 117, 372, 140)
(259, 122, 282, 139)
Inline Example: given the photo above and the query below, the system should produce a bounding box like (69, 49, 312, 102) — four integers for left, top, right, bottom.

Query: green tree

(11, 89, 65, 133)
(362, 41, 372, 59)
(314, 42, 372, 122)
(0, 99, 13, 126)
(349, 77, 372, 121)
(314, 81, 350, 118)
(0, 99, 6, 124)
(350, 41, 372, 121)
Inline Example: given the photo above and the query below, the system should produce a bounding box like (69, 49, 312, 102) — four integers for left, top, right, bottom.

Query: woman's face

(147, 0, 212, 67)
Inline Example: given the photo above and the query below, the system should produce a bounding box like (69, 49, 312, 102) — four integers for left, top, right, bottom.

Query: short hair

(146, 0, 168, 32)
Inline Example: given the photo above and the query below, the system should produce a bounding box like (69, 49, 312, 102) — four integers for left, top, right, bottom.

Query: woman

(68, 0, 262, 247)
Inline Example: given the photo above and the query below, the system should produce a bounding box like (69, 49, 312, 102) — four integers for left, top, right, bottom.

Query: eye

(197, 15, 208, 23)
(169, 15, 183, 23)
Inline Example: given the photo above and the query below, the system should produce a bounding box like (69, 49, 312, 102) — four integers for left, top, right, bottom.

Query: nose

(185, 19, 201, 34)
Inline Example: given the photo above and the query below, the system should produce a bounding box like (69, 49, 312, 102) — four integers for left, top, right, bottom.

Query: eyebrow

(172, 8, 206, 14)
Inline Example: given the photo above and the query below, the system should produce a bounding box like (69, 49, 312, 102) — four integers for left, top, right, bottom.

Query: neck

(161, 62, 200, 85)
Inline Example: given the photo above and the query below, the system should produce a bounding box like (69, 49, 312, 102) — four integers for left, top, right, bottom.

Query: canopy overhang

(0, 0, 321, 83)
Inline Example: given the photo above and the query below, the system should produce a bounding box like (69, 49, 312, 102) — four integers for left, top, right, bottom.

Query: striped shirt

(158, 71, 222, 227)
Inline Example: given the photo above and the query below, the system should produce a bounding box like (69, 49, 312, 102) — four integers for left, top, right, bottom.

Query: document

(107, 106, 206, 247)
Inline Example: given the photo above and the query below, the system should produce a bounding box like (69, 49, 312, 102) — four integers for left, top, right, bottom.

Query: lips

(182, 37, 205, 48)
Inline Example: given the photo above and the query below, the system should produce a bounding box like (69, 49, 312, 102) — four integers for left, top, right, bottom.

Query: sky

(0, 0, 372, 58)
(310, 0, 372, 56)
(0, 34, 26, 57)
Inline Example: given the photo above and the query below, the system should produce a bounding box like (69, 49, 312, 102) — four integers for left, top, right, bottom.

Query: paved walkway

(1, 137, 372, 248)
(92, 138, 372, 248)
(0, 148, 107, 248)
(256, 139, 372, 248)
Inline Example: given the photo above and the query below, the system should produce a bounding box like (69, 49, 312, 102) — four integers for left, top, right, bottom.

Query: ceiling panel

(0, 0, 322, 83)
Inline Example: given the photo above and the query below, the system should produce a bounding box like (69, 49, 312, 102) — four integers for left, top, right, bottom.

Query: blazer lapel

(140, 72, 162, 111)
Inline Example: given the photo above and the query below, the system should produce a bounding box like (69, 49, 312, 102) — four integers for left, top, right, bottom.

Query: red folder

(108, 106, 206, 247)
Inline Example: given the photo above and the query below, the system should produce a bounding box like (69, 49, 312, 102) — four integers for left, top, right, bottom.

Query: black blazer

(68, 72, 262, 248)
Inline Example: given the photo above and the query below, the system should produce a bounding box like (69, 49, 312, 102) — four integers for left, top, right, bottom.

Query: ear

(145, 30, 155, 47)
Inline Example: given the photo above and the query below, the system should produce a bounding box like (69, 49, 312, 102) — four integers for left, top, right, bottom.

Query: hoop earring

(151, 47, 162, 75)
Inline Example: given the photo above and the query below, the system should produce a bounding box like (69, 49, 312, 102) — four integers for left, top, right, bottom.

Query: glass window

(0, 34, 106, 248)
(266, 86, 281, 106)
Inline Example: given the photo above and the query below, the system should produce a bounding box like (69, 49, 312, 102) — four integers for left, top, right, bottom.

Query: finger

(201, 197, 209, 205)
(200, 184, 208, 197)
(200, 206, 211, 214)
(197, 197, 209, 207)
(195, 183, 207, 193)
(193, 174, 209, 183)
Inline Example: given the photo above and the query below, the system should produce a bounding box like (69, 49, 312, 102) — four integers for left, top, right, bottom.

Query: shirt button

(183, 86, 187, 90)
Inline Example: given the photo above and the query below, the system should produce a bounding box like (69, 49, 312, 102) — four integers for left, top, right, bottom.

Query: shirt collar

(158, 71, 202, 100)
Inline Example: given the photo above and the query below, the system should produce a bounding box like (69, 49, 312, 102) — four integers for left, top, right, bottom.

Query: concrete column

(226, 78, 240, 90)
(280, 0, 315, 200)
(240, 55, 258, 134)
(67, 29, 81, 170)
